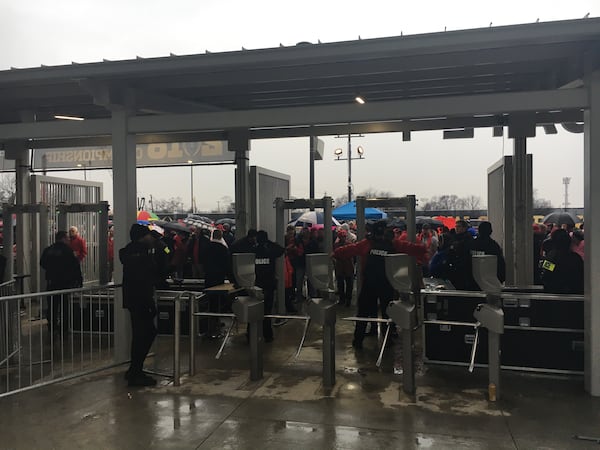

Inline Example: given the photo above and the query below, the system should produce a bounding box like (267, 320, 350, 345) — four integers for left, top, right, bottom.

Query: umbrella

(433, 216, 456, 230)
(215, 218, 235, 226)
(387, 218, 406, 229)
(542, 211, 580, 226)
(148, 224, 165, 236)
(154, 220, 191, 234)
(137, 210, 159, 223)
(289, 211, 341, 228)
(416, 216, 444, 227)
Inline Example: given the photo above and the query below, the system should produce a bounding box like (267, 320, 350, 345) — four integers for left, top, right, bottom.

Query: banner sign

(32, 141, 233, 170)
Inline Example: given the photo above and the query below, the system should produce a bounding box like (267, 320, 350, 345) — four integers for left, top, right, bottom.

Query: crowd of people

(40, 212, 584, 387)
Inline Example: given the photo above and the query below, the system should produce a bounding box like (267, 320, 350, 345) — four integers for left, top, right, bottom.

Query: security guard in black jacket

(119, 224, 161, 387)
(40, 230, 83, 335)
(254, 230, 285, 342)
(541, 228, 584, 294)
(354, 222, 397, 348)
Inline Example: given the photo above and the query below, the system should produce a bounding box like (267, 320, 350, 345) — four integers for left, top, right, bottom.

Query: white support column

(584, 69, 600, 396)
(111, 109, 137, 363)
(230, 129, 251, 238)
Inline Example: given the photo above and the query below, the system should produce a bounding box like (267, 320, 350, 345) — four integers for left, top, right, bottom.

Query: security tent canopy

(333, 201, 387, 220)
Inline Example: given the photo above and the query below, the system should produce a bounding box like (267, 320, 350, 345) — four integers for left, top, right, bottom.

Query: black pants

(128, 307, 157, 376)
(45, 283, 70, 335)
(336, 275, 354, 304)
(353, 279, 394, 344)
(245, 285, 275, 340)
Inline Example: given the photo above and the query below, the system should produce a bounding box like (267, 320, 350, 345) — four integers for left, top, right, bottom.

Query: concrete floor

(1, 308, 600, 449)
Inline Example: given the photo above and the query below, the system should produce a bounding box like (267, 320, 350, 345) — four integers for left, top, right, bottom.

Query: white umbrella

(289, 211, 341, 228)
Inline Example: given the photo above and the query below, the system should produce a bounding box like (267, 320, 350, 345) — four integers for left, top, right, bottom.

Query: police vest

(365, 239, 396, 282)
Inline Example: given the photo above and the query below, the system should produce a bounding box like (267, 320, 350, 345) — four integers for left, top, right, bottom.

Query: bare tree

(533, 189, 552, 209)
(357, 188, 394, 199)
(421, 194, 481, 211)
(0, 174, 15, 203)
(153, 196, 184, 212)
(333, 189, 394, 207)
(463, 195, 482, 210)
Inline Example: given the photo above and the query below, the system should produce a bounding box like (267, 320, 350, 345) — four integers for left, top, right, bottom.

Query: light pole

(562, 177, 571, 211)
(188, 160, 194, 213)
(77, 162, 87, 180)
(334, 134, 364, 202)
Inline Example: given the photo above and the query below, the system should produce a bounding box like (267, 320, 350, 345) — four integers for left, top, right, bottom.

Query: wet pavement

(1, 306, 599, 449)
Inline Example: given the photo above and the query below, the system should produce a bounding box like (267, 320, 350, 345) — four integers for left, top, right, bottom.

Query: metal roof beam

(10, 109, 581, 149)
(0, 89, 586, 141)
(0, 119, 111, 140)
(129, 88, 588, 134)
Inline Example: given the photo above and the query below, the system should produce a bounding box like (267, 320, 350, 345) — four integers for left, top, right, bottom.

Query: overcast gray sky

(2, 1, 597, 211)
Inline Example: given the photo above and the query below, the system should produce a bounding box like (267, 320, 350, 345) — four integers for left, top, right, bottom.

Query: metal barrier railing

(342, 317, 394, 367)
(0, 280, 18, 368)
(155, 290, 205, 387)
(161, 286, 312, 387)
(0, 283, 118, 398)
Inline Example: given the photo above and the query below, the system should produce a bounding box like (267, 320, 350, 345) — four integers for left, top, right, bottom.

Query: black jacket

(541, 250, 584, 294)
(230, 236, 256, 255)
(119, 241, 158, 311)
(40, 242, 83, 289)
(447, 231, 478, 290)
(204, 241, 232, 287)
(471, 236, 506, 283)
(364, 237, 396, 288)
(254, 240, 285, 289)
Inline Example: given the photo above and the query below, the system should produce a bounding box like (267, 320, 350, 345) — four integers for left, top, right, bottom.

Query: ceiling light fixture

(54, 115, 84, 121)
(355, 96, 365, 104)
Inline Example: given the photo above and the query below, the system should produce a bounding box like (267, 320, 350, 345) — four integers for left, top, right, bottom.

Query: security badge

(541, 260, 556, 272)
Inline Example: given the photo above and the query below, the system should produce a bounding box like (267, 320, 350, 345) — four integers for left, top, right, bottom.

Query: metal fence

(0, 280, 17, 367)
(0, 284, 117, 398)
(33, 175, 103, 283)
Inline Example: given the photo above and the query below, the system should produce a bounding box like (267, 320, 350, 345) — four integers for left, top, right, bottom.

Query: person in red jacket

(69, 226, 88, 263)
(107, 225, 114, 282)
(333, 229, 355, 307)
(333, 220, 426, 349)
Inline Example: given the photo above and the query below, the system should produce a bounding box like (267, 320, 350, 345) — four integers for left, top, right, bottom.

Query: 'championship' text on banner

(33, 141, 232, 170)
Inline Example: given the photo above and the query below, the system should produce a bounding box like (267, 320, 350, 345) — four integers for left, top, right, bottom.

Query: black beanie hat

(130, 223, 151, 242)
(373, 220, 387, 236)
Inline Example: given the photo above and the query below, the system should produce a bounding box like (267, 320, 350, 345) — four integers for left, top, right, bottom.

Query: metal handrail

(342, 317, 394, 367)
(422, 288, 584, 302)
(0, 283, 119, 398)
(0, 283, 120, 303)
(156, 289, 206, 386)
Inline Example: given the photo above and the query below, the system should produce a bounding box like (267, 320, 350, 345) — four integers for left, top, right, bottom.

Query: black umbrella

(542, 211, 580, 226)
(387, 218, 406, 229)
(154, 220, 191, 234)
(416, 216, 444, 227)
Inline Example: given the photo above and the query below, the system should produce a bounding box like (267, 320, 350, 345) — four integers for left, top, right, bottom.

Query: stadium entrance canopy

(1, 18, 599, 394)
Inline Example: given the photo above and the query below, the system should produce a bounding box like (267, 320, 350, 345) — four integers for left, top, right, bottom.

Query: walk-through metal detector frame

(56, 201, 110, 285)
(354, 195, 417, 294)
(274, 197, 333, 315)
(349, 196, 418, 393)
(2, 203, 49, 289)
